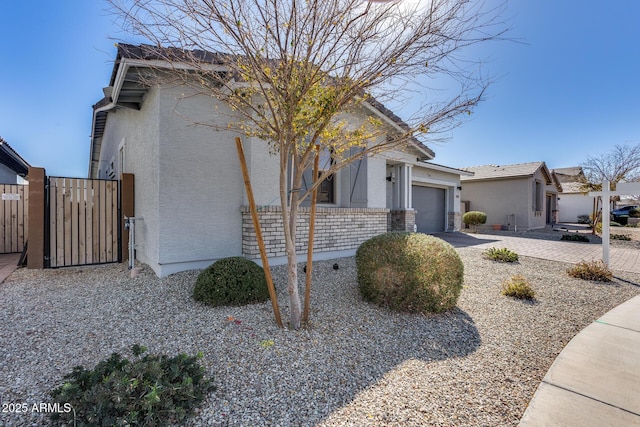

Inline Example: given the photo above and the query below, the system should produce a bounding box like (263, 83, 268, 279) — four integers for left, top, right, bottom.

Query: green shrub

(630, 208, 640, 218)
(193, 257, 269, 307)
(483, 247, 519, 263)
(577, 214, 591, 224)
(50, 344, 213, 426)
(502, 275, 535, 300)
(561, 233, 590, 242)
(462, 211, 487, 228)
(611, 233, 631, 241)
(567, 260, 613, 282)
(356, 232, 464, 314)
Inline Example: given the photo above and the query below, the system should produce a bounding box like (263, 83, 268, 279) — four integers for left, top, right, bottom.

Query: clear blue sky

(1, 1, 638, 177)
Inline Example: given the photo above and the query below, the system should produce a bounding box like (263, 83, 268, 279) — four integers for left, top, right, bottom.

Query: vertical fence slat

(78, 180, 86, 265)
(111, 181, 118, 262)
(17, 185, 25, 250)
(49, 179, 57, 267)
(10, 186, 17, 252)
(56, 178, 65, 267)
(93, 180, 101, 263)
(71, 179, 79, 266)
(86, 181, 94, 265)
(63, 178, 72, 266)
(105, 181, 113, 262)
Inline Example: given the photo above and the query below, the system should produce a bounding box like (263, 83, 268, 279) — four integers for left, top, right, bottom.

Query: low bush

(462, 211, 487, 230)
(577, 214, 591, 224)
(483, 247, 519, 263)
(630, 208, 640, 218)
(501, 275, 535, 300)
(356, 232, 464, 314)
(560, 233, 590, 242)
(611, 233, 631, 241)
(567, 260, 613, 282)
(50, 344, 213, 426)
(193, 257, 269, 307)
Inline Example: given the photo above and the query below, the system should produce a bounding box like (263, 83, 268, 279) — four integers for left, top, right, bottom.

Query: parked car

(611, 205, 639, 216)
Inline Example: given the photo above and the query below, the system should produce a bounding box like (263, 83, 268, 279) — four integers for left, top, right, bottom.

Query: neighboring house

(460, 162, 562, 231)
(0, 137, 30, 184)
(89, 44, 468, 277)
(553, 166, 594, 223)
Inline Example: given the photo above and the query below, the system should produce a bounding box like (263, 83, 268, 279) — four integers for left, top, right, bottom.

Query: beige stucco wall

(461, 177, 532, 230)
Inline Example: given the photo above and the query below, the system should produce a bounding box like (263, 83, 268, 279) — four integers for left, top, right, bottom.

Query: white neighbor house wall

(558, 184, 594, 223)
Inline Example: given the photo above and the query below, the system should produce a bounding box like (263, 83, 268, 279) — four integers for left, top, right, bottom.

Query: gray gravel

(1, 248, 639, 426)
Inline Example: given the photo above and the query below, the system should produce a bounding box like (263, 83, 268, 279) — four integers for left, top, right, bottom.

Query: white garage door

(412, 185, 446, 233)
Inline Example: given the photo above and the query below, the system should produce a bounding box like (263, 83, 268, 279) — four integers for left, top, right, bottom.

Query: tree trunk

(280, 151, 303, 329)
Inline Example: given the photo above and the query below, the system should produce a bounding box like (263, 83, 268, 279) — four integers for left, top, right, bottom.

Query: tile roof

(460, 162, 548, 181)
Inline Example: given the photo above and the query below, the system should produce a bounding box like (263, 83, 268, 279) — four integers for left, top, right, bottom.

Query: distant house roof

(89, 43, 435, 177)
(460, 161, 562, 191)
(560, 181, 589, 194)
(461, 162, 549, 181)
(553, 166, 586, 183)
(0, 137, 30, 177)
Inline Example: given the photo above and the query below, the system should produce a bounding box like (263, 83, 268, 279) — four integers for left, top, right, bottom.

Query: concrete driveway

(434, 231, 640, 274)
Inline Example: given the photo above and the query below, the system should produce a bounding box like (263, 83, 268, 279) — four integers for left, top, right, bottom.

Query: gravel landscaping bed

(1, 248, 639, 426)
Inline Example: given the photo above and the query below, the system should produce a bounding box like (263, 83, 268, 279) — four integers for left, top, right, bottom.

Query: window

(533, 180, 543, 213)
(317, 173, 335, 203)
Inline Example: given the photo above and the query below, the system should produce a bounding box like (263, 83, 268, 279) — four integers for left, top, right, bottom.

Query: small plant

(50, 344, 213, 426)
(611, 233, 631, 241)
(577, 214, 591, 224)
(567, 260, 613, 282)
(356, 232, 464, 314)
(193, 257, 269, 307)
(483, 247, 519, 263)
(462, 211, 487, 231)
(501, 275, 535, 300)
(561, 233, 590, 242)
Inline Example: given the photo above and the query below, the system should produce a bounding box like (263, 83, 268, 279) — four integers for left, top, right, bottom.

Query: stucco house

(89, 44, 469, 277)
(0, 137, 30, 184)
(460, 162, 562, 231)
(553, 166, 594, 223)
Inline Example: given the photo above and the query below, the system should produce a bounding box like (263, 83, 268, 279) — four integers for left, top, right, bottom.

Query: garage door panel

(412, 186, 446, 233)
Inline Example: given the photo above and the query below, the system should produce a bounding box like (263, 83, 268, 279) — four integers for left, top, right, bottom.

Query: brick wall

(388, 209, 416, 232)
(241, 206, 389, 258)
(448, 211, 461, 231)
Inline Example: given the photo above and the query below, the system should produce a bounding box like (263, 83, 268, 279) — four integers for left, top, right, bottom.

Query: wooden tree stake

(235, 137, 283, 328)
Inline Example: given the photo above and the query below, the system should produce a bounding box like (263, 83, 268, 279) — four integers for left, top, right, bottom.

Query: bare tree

(108, 0, 507, 329)
(581, 143, 640, 189)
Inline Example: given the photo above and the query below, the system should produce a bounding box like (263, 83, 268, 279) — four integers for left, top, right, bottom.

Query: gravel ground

(1, 247, 639, 426)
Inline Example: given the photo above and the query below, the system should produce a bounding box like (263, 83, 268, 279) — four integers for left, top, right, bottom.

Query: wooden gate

(0, 184, 28, 254)
(47, 177, 120, 267)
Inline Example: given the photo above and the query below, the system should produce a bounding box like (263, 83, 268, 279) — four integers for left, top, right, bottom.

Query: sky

(1, 1, 639, 178)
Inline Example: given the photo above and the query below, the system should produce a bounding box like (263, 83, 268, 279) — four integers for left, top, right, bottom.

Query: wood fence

(48, 177, 120, 267)
(0, 184, 28, 253)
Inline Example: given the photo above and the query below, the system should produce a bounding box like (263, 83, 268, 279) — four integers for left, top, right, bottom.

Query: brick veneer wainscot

(241, 206, 389, 258)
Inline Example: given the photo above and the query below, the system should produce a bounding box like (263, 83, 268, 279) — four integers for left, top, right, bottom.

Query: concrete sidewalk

(519, 294, 640, 426)
(435, 231, 640, 426)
